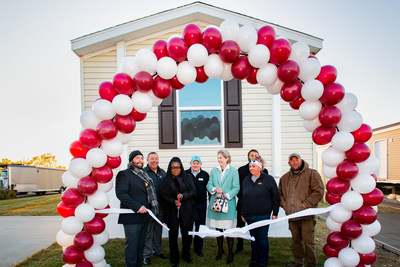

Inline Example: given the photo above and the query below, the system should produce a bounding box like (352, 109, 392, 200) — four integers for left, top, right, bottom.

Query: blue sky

(1, 0, 399, 166)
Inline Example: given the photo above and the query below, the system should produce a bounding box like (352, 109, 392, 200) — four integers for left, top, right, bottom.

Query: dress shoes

(154, 253, 168, 259)
(195, 250, 204, 257)
(184, 258, 193, 264)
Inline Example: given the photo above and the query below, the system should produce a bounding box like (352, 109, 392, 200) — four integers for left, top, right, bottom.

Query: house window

(373, 140, 388, 180)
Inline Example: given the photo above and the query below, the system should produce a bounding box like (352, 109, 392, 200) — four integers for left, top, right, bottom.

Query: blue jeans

(245, 215, 270, 267)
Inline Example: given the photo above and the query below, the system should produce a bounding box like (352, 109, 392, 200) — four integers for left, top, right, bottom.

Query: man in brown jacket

(279, 153, 324, 267)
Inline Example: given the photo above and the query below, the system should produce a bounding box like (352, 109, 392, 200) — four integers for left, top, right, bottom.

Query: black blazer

(115, 169, 151, 224)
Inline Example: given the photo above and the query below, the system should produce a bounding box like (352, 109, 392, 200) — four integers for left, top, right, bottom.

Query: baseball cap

(190, 155, 201, 163)
(288, 153, 301, 161)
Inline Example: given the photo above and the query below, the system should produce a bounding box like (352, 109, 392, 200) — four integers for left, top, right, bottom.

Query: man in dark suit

(116, 150, 159, 267)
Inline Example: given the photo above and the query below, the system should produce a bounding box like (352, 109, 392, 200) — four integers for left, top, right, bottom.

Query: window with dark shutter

(224, 79, 243, 148)
(158, 90, 177, 149)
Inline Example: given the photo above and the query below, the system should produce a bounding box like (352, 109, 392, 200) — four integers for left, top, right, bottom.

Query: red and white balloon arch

(56, 19, 383, 267)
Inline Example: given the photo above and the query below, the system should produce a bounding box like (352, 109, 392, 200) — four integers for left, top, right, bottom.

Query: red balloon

(326, 177, 350, 196)
(74, 231, 94, 251)
(95, 205, 110, 218)
(134, 71, 154, 93)
(112, 73, 135, 95)
(77, 176, 98, 196)
(114, 114, 136, 134)
(92, 165, 113, 183)
(325, 192, 342, 205)
(195, 66, 209, 83)
(359, 251, 376, 265)
(280, 80, 302, 102)
(96, 120, 118, 140)
(351, 124, 373, 143)
(327, 231, 349, 250)
(167, 37, 188, 62)
(336, 160, 359, 181)
(76, 260, 94, 267)
(152, 40, 168, 60)
(316, 65, 337, 86)
(98, 81, 118, 102)
(231, 56, 251, 80)
(106, 156, 121, 169)
(353, 205, 377, 224)
(341, 220, 363, 240)
(320, 83, 345, 106)
(130, 108, 147, 122)
(246, 67, 258, 85)
(201, 27, 222, 54)
(84, 217, 106, 235)
(257, 25, 276, 47)
(362, 188, 384, 206)
(69, 140, 89, 159)
(289, 95, 305, 110)
(312, 126, 336, 145)
(63, 245, 84, 264)
(62, 188, 85, 208)
(183, 24, 202, 46)
(278, 60, 300, 83)
(318, 106, 342, 127)
(219, 40, 240, 63)
(323, 243, 340, 258)
(345, 142, 371, 163)
(170, 75, 185, 89)
(153, 76, 172, 99)
(269, 38, 291, 65)
(79, 129, 102, 149)
(57, 201, 76, 218)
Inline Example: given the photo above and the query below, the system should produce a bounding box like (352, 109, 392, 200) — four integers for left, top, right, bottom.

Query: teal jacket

(207, 165, 240, 220)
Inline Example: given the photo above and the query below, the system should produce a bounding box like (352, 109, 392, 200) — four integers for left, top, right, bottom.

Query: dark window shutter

(224, 79, 243, 148)
(158, 90, 177, 149)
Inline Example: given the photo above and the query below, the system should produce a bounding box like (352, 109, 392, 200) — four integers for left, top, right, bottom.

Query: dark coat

(237, 163, 269, 209)
(185, 168, 210, 204)
(115, 168, 151, 224)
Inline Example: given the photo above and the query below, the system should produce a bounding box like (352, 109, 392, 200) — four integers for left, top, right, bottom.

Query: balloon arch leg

(57, 20, 383, 267)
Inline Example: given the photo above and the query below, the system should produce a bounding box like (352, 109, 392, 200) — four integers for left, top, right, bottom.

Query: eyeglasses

(171, 166, 181, 170)
(249, 159, 256, 162)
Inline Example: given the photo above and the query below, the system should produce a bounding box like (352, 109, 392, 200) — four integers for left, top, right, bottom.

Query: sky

(0, 0, 399, 167)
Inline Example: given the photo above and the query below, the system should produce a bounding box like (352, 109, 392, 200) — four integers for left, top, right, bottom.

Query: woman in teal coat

(207, 149, 240, 264)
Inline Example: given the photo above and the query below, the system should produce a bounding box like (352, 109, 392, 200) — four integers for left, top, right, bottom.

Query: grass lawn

(0, 193, 61, 216)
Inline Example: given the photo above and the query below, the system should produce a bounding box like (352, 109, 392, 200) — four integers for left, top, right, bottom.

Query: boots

(226, 237, 234, 264)
(215, 236, 224, 261)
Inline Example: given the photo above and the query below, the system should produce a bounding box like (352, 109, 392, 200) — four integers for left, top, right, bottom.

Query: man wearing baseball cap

(185, 155, 210, 257)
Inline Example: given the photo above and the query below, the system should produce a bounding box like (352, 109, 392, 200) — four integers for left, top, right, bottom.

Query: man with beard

(279, 153, 324, 267)
(116, 150, 159, 267)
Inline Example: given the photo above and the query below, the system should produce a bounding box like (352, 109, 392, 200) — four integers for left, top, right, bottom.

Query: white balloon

(351, 235, 376, 254)
(336, 93, 358, 113)
(116, 131, 131, 144)
(84, 244, 106, 263)
(56, 230, 75, 247)
(220, 62, 233, 81)
(298, 57, 321, 82)
(299, 100, 322, 120)
(257, 63, 278, 87)
(331, 132, 355, 152)
(86, 148, 108, 168)
(112, 94, 133, 116)
(93, 259, 108, 267)
(288, 41, 310, 64)
(93, 230, 109, 245)
(75, 203, 96, 223)
(237, 25, 258, 52)
(92, 99, 116, 120)
(97, 180, 114, 192)
(323, 164, 338, 179)
(131, 91, 153, 113)
(371, 205, 378, 213)
(61, 216, 84, 235)
(266, 78, 284, 95)
(121, 56, 140, 78)
(361, 220, 381, 237)
(248, 44, 270, 68)
(156, 57, 177, 80)
(62, 171, 80, 189)
(135, 48, 157, 74)
(69, 158, 92, 178)
(80, 110, 101, 130)
(350, 173, 376, 194)
(330, 204, 352, 223)
(87, 190, 109, 209)
(204, 54, 224, 78)
(338, 247, 360, 267)
(341, 191, 363, 211)
(326, 216, 343, 232)
(303, 117, 322, 132)
(324, 257, 343, 267)
(147, 90, 163, 107)
(219, 19, 239, 41)
(337, 110, 363, 132)
(187, 44, 208, 67)
(301, 80, 324, 101)
(356, 155, 380, 174)
(101, 138, 123, 157)
(322, 147, 345, 166)
(176, 61, 196, 85)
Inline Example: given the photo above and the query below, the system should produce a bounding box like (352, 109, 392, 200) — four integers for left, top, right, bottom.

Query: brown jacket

(279, 161, 324, 218)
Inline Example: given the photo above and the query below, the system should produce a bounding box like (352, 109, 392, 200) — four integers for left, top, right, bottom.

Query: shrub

(6, 190, 16, 199)
(0, 190, 7, 200)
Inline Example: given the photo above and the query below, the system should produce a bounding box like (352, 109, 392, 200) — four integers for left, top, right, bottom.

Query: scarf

(128, 163, 159, 215)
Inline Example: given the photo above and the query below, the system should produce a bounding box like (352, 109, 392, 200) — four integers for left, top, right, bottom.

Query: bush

(0, 190, 6, 200)
(6, 190, 16, 199)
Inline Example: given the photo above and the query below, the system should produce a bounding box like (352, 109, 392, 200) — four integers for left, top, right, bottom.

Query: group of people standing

(116, 149, 324, 267)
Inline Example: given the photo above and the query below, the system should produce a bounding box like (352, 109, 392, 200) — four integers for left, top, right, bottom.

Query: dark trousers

(193, 202, 207, 253)
(123, 223, 149, 267)
(236, 203, 245, 249)
(143, 217, 163, 257)
(168, 216, 193, 264)
(245, 215, 270, 267)
(288, 218, 317, 266)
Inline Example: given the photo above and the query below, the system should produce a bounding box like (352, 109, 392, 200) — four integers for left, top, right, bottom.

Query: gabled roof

(71, 1, 323, 57)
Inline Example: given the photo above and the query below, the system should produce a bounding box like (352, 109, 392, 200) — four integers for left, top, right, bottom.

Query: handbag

(211, 196, 228, 213)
